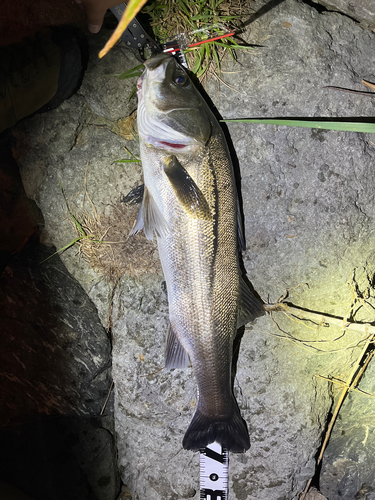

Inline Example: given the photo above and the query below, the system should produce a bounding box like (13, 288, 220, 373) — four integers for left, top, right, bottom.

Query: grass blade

(40, 237, 86, 263)
(117, 63, 144, 79)
(99, 0, 148, 58)
(119, 71, 143, 80)
(212, 45, 221, 77)
(127, 84, 137, 101)
(59, 181, 86, 236)
(113, 159, 141, 163)
(222, 118, 375, 133)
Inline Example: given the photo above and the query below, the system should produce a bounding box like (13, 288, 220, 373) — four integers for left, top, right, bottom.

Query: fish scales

(134, 53, 264, 452)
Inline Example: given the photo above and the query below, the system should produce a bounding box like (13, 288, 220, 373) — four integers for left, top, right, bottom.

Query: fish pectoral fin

(129, 186, 167, 240)
(237, 278, 265, 329)
(165, 322, 190, 370)
(163, 155, 211, 221)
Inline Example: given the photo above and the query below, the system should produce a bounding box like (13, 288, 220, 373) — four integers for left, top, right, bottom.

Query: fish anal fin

(165, 322, 190, 370)
(130, 186, 167, 240)
(237, 278, 265, 329)
(163, 155, 211, 221)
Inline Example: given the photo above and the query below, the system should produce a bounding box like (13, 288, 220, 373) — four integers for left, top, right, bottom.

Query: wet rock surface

(5, 0, 375, 499)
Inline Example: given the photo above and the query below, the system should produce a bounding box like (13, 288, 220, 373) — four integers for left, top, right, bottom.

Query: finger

(76, 0, 108, 33)
(85, 7, 106, 33)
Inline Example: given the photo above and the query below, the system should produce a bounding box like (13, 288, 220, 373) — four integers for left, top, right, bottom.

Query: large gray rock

(0, 240, 118, 500)
(0, 414, 119, 500)
(0, 242, 112, 423)
(319, 269, 375, 499)
(311, 0, 375, 29)
(12, 2, 375, 499)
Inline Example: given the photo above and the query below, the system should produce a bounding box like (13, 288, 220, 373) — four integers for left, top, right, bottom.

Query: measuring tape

(200, 442, 229, 500)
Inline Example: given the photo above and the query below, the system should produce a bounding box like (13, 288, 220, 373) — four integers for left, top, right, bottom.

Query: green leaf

(192, 45, 205, 74)
(113, 159, 142, 163)
(117, 63, 144, 80)
(69, 213, 87, 236)
(191, 14, 215, 20)
(119, 71, 143, 80)
(212, 46, 221, 77)
(40, 236, 86, 263)
(221, 118, 375, 133)
(127, 84, 137, 101)
(177, 0, 190, 16)
(59, 181, 86, 236)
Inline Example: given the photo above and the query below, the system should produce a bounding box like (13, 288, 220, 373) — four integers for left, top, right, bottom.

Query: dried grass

(69, 200, 161, 282)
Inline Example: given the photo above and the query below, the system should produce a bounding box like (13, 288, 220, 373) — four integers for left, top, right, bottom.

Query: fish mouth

(138, 100, 204, 151)
(137, 54, 211, 150)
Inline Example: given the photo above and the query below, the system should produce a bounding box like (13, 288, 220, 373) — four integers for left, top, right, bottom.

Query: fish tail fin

(182, 403, 250, 453)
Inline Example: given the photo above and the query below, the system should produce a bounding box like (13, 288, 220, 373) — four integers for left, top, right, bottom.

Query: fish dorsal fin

(163, 155, 211, 221)
(129, 186, 167, 240)
(237, 278, 265, 329)
(165, 322, 190, 370)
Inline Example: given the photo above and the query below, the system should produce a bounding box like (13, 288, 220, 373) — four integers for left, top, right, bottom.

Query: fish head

(137, 53, 212, 152)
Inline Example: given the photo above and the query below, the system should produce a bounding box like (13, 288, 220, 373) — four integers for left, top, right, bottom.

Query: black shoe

(0, 26, 88, 134)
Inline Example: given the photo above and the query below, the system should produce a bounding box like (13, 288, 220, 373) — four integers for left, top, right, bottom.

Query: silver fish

(134, 53, 264, 452)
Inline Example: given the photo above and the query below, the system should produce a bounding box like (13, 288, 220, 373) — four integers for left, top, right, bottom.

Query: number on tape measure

(200, 442, 229, 500)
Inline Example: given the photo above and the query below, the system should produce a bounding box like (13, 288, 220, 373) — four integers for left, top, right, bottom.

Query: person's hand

(74, 0, 122, 33)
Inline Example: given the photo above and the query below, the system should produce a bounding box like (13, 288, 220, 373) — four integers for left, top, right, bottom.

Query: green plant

(113, 146, 141, 164)
(143, 0, 253, 78)
(41, 182, 106, 263)
(100, 0, 149, 58)
(222, 118, 375, 134)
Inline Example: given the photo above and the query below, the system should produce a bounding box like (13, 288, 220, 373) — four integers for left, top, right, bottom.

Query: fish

(134, 52, 264, 452)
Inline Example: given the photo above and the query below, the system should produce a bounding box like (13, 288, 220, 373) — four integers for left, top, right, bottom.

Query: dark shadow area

(301, 0, 361, 24)
(309, 406, 334, 491)
(0, 239, 113, 427)
(0, 415, 119, 500)
(282, 300, 375, 324)
(301, 0, 328, 14)
(0, 139, 117, 498)
(232, 326, 246, 388)
(242, 0, 287, 27)
(242, 0, 360, 28)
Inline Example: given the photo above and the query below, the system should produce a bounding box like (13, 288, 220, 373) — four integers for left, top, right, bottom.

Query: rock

(305, 487, 328, 499)
(0, 240, 118, 499)
(0, 241, 112, 423)
(0, 415, 120, 500)
(10, 2, 375, 499)
(311, 0, 375, 30)
(320, 353, 375, 499)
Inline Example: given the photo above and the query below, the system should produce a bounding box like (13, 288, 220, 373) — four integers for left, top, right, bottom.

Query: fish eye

(174, 74, 187, 85)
